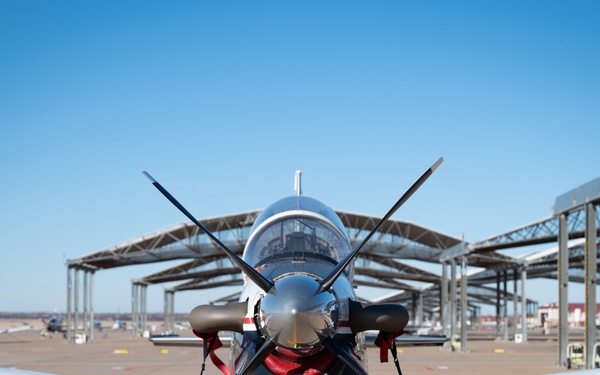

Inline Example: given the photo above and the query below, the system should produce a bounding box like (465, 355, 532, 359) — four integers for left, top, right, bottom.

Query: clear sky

(1, 1, 598, 316)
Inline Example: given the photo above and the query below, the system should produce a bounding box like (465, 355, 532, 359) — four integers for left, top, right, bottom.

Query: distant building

(537, 303, 600, 327)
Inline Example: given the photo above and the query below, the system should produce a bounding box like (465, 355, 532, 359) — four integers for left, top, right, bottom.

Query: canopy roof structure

(67, 210, 523, 293)
(65, 176, 600, 330)
(66, 206, 599, 311)
(68, 211, 260, 270)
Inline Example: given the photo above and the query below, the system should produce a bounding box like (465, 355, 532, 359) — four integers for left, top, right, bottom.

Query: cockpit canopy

(243, 196, 352, 271)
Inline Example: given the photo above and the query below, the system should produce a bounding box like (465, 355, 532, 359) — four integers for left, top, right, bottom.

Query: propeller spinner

(259, 275, 337, 351)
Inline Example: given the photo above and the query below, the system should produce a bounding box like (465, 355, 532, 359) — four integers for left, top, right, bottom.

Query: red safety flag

(374, 330, 403, 362)
(193, 330, 230, 375)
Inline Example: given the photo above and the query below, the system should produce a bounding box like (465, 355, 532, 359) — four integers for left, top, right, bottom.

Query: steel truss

(66, 211, 463, 342)
(472, 208, 600, 253)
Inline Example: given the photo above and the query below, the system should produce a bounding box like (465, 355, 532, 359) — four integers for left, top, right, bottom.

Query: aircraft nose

(259, 275, 338, 350)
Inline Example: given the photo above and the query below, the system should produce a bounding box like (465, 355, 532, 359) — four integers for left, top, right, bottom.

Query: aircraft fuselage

(230, 196, 367, 374)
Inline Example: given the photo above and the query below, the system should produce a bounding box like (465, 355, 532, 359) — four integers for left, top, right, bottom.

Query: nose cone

(259, 275, 338, 350)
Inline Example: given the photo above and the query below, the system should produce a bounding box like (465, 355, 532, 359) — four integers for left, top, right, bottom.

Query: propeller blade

(239, 334, 279, 375)
(319, 157, 443, 292)
(143, 171, 275, 293)
(321, 336, 368, 375)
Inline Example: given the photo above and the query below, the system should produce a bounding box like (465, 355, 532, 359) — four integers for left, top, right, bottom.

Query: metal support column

(163, 290, 169, 333)
(131, 283, 138, 338)
(441, 262, 449, 345)
(166, 291, 169, 333)
(460, 255, 468, 352)
(411, 292, 417, 325)
(417, 292, 424, 327)
(66, 266, 72, 343)
(513, 269, 518, 339)
(558, 213, 569, 367)
(585, 203, 597, 369)
(496, 272, 501, 340)
(503, 270, 508, 341)
(141, 284, 147, 336)
(450, 258, 457, 343)
(521, 264, 528, 343)
(169, 291, 175, 333)
(83, 270, 88, 339)
(136, 284, 142, 337)
(165, 292, 169, 333)
(74, 268, 79, 338)
(90, 271, 95, 342)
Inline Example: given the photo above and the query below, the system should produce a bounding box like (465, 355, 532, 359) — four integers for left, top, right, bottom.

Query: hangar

(66, 177, 600, 368)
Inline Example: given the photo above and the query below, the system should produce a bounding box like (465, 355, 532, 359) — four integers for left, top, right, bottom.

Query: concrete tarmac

(0, 328, 582, 375)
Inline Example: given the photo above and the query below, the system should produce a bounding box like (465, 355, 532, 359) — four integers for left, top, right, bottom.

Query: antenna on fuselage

(294, 170, 302, 196)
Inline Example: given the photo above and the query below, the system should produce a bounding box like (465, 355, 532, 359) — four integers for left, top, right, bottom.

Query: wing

(150, 334, 447, 347)
(363, 332, 448, 347)
(150, 334, 231, 347)
(0, 369, 58, 375)
(0, 326, 33, 335)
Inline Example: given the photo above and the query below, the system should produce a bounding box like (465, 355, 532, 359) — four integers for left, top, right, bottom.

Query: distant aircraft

(0, 369, 57, 375)
(0, 325, 33, 335)
(40, 316, 65, 338)
(144, 157, 445, 375)
(403, 321, 437, 336)
(111, 320, 127, 330)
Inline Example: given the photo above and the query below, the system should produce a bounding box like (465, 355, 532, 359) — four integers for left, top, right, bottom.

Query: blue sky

(1, 1, 598, 315)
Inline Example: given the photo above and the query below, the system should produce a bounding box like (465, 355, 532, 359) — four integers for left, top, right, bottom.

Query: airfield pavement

(0, 319, 592, 375)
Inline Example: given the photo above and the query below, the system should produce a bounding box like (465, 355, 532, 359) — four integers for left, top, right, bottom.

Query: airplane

(143, 157, 445, 375)
(0, 325, 33, 335)
(111, 320, 127, 330)
(0, 316, 69, 338)
(0, 369, 58, 375)
(40, 316, 65, 338)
